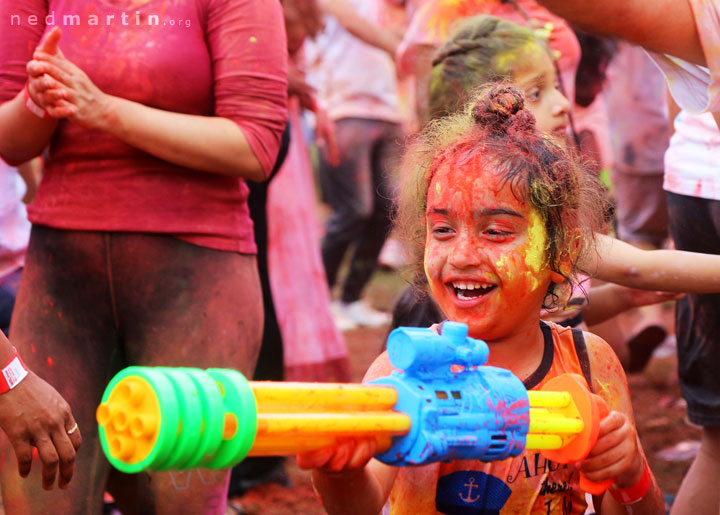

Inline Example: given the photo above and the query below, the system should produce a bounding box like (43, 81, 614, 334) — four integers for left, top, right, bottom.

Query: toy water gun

(97, 322, 611, 493)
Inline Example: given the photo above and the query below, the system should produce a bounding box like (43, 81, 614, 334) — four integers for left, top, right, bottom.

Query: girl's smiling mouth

(449, 280, 497, 301)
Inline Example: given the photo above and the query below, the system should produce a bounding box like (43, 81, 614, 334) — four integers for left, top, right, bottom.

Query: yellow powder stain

(420, 0, 485, 43)
(493, 40, 540, 75)
(594, 379, 622, 411)
(595, 379, 611, 396)
(524, 271, 539, 292)
(435, 182, 442, 195)
(521, 211, 548, 291)
(496, 254, 507, 269)
(249, 36, 257, 43)
(524, 210, 547, 273)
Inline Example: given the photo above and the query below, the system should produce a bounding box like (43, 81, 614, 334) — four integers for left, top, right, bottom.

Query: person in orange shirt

(297, 85, 665, 514)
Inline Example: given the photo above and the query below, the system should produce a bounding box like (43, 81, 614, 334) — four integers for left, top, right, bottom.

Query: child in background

(305, 0, 403, 329)
(396, 0, 581, 127)
(299, 86, 664, 514)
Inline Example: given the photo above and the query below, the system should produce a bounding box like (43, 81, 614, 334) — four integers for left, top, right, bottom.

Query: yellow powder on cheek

(524, 210, 547, 274)
(522, 210, 549, 291)
(496, 254, 508, 274)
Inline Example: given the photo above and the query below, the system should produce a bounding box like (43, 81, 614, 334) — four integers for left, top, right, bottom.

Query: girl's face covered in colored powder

(511, 45, 571, 141)
(424, 158, 557, 341)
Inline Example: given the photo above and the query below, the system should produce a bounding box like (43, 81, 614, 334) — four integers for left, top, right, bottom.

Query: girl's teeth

(452, 282, 494, 300)
(452, 281, 490, 290)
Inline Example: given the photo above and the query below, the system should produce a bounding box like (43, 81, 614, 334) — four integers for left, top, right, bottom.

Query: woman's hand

(579, 410, 645, 489)
(297, 438, 377, 472)
(25, 27, 66, 112)
(26, 28, 111, 129)
(0, 372, 82, 490)
(28, 48, 112, 129)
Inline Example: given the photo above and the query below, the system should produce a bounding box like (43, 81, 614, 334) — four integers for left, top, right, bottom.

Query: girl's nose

(447, 232, 481, 269)
(553, 89, 571, 118)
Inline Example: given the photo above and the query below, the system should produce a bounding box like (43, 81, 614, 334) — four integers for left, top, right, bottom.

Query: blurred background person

(305, 0, 404, 329)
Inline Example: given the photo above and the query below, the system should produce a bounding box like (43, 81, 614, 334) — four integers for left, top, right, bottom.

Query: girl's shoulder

(542, 321, 615, 363)
(581, 329, 622, 375)
(362, 351, 396, 383)
(581, 329, 632, 412)
(543, 323, 631, 412)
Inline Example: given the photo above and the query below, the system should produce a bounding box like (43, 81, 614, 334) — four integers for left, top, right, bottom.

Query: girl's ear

(550, 270, 566, 284)
(551, 228, 582, 284)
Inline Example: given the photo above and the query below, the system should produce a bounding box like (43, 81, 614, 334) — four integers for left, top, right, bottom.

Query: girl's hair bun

(471, 85, 536, 133)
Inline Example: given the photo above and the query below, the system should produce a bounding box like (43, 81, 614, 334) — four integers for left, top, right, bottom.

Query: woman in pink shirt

(0, 1, 287, 513)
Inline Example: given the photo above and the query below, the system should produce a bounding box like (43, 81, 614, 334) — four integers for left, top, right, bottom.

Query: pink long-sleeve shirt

(0, 0, 288, 253)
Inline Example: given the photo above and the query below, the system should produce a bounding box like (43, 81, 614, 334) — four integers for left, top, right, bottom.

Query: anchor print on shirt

(435, 471, 511, 515)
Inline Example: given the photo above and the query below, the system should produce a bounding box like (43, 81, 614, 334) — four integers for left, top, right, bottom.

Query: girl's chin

(444, 315, 491, 338)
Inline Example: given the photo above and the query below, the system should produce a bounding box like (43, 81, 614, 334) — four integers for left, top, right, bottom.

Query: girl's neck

(482, 320, 546, 381)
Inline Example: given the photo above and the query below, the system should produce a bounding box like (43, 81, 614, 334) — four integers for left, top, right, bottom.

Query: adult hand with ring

(0, 370, 82, 490)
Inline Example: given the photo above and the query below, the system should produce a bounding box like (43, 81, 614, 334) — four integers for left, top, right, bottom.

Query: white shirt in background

(0, 161, 31, 281)
(645, 0, 720, 200)
(304, 0, 400, 123)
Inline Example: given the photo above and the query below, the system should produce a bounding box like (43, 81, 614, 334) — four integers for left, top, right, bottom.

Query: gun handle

(578, 394, 614, 495)
(580, 475, 614, 495)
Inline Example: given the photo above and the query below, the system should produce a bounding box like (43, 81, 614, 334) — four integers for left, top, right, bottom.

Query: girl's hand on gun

(297, 438, 377, 472)
(579, 410, 645, 489)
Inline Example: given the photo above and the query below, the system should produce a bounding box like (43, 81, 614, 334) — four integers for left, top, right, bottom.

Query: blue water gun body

(371, 322, 530, 466)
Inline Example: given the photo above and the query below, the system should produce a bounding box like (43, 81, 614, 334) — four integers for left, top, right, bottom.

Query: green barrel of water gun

(96, 367, 258, 473)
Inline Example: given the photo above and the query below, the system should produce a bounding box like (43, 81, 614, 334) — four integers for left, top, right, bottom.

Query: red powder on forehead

(429, 150, 529, 210)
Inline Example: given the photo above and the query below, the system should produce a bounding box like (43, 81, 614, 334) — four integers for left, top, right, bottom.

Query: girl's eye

(484, 228, 513, 241)
(526, 88, 541, 101)
(431, 226, 454, 238)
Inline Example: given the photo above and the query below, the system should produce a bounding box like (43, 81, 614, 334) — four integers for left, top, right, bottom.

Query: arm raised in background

(536, 0, 704, 65)
(318, 0, 401, 57)
(580, 234, 720, 293)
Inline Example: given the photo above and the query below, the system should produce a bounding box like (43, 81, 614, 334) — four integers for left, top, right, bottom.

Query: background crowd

(1, 0, 720, 514)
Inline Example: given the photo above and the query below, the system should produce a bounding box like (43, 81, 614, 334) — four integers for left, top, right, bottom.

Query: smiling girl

(298, 87, 665, 514)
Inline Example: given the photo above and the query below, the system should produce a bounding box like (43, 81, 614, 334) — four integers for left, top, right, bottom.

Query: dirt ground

(231, 319, 699, 514)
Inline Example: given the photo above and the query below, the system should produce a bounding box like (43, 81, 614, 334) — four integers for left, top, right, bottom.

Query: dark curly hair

(395, 85, 609, 309)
